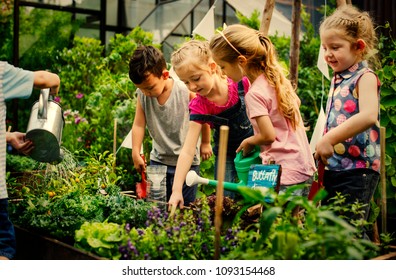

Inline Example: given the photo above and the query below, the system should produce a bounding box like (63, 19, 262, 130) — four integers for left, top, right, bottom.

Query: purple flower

(125, 223, 131, 232)
(54, 96, 61, 103)
(75, 92, 84, 99)
(63, 109, 72, 117)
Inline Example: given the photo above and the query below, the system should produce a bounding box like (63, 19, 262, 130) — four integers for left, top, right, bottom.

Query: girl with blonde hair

(315, 5, 381, 227)
(168, 40, 253, 209)
(209, 24, 315, 200)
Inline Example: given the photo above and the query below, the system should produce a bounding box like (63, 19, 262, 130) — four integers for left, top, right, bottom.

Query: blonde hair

(320, 5, 379, 68)
(171, 40, 224, 78)
(210, 24, 301, 130)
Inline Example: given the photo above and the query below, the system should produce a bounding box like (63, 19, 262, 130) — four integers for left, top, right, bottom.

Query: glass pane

(21, 0, 102, 11)
(139, 0, 202, 44)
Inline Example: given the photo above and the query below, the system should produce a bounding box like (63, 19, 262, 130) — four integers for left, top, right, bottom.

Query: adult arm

(6, 132, 34, 155)
(33, 71, 60, 94)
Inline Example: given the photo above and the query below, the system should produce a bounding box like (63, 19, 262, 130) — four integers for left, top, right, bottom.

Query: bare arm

(200, 123, 213, 161)
(315, 72, 379, 164)
(131, 96, 147, 173)
(236, 115, 275, 156)
(168, 121, 202, 209)
(33, 71, 60, 94)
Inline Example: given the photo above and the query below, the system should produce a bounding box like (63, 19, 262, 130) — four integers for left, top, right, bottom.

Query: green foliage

(117, 198, 239, 260)
(54, 37, 105, 112)
(6, 154, 40, 173)
(75, 222, 125, 259)
(377, 25, 396, 215)
(8, 151, 154, 243)
(0, 1, 13, 60)
(224, 187, 379, 260)
(236, 10, 260, 30)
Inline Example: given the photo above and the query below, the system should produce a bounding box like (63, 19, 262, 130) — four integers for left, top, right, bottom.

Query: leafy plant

(377, 25, 396, 217)
(8, 151, 153, 243)
(224, 187, 379, 260)
(117, 198, 239, 260)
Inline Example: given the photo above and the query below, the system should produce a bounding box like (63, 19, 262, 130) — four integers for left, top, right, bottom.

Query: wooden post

(289, 0, 302, 89)
(113, 118, 117, 171)
(336, 0, 351, 6)
(380, 126, 387, 234)
(259, 0, 275, 35)
(214, 126, 229, 260)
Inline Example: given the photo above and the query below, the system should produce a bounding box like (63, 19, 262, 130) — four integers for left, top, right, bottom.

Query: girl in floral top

(315, 5, 381, 225)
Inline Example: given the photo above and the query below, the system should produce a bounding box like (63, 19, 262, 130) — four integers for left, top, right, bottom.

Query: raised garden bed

(14, 225, 103, 260)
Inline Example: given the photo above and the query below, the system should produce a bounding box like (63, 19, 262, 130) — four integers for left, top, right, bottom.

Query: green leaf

(381, 94, 396, 107)
(391, 176, 396, 187)
(390, 50, 396, 60)
(258, 207, 283, 244)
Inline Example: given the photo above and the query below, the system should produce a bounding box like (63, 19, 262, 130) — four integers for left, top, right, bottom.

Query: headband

(216, 30, 242, 56)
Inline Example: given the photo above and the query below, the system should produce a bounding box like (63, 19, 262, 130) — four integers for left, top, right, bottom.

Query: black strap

(237, 80, 245, 96)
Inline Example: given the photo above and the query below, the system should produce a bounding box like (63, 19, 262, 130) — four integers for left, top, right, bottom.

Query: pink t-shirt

(245, 74, 316, 185)
(189, 77, 249, 127)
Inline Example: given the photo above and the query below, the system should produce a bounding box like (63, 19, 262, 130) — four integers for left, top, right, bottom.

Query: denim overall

(190, 81, 253, 158)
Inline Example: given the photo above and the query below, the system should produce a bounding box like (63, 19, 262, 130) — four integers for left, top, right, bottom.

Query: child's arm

(236, 115, 275, 156)
(200, 123, 212, 161)
(188, 91, 213, 160)
(315, 72, 379, 164)
(168, 121, 202, 209)
(131, 96, 147, 173)
(33, 71, 60, 94)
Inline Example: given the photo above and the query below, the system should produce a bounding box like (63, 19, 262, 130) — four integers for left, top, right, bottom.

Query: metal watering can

(26, 88, 64, 164)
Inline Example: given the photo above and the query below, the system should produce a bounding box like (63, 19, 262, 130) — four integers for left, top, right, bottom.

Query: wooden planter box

(14, 225, 103, 260)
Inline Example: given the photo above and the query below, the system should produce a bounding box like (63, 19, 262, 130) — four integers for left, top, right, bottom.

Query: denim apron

(190, 81, 253, 158)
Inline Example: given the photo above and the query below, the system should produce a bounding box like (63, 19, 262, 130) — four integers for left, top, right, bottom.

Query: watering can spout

(186, 170, 245, 192)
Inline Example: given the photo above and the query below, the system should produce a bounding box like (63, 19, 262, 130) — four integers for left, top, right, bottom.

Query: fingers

(169, 204, 177, 217)
(320, 156, 329, 165)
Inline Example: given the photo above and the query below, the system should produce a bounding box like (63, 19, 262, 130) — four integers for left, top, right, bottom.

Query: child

(168, 40, 253, 209)
(314, 5, 381, 223)
(0, 61, 60, 260)
(129, 45, 210, 207)
(209, 24, 316, 206)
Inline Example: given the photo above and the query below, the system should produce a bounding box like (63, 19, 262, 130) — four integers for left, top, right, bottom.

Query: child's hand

(200, 142, 213, 161)
(314, 137, 334, 165)
(132, 153, 146, 173)
(168, 191, 184, 210)
(236, 139, 254, 157)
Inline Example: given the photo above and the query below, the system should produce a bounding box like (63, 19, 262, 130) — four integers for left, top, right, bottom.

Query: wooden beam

(289, 0, 302, 89)
(214, 126, 229, 260)
(336, 0, 352, 7)
(260, 0, 275, 35)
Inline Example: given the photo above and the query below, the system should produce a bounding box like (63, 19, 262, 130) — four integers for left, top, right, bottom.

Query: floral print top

(324, 61, 381, 172)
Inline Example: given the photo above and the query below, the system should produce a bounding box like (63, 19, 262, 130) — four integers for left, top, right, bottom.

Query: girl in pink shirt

(168, 40, 253, 209)
(209, 24, 316, 204)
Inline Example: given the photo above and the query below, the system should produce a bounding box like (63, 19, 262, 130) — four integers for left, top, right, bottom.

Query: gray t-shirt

(138, 79, 200, 166)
